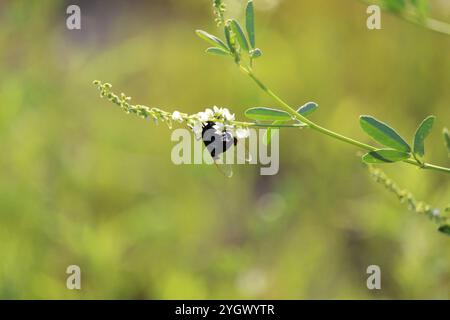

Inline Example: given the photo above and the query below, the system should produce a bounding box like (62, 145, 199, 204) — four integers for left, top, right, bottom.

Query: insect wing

(213, 155, 233, 178)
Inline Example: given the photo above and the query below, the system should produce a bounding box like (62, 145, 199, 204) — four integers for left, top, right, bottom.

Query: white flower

(223, 108, 235, 121)
(197, 108, 214, 123)
(213, 106, 225, 117)
(192, 121, 203, 140)
(213, 122, 225, 134)
(204, 108, 214, 117)
(236, 128, 250, 139)
(172, 111, 183, 123)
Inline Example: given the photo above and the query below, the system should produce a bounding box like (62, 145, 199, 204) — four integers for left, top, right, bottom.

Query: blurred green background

(0, 0, 449, 299)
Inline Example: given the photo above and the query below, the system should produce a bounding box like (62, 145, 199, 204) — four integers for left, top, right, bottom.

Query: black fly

(202, 121, 237, 160)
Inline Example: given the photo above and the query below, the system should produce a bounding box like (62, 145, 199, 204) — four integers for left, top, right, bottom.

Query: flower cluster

(186, 106, 250, 140)
(367, 165, 449, 225)
(93, 81, 250, 141)
(212, 0, 226, 26)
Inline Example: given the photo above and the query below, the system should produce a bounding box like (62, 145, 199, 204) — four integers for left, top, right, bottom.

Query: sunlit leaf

(362, 149, 410, 164)
(206, 47, 230, 56)
(195, 30, 228, 51)
(230, 19, 249, 52)
(360, 115, 411, 152)
(413, 115, 435, 161)
(297, 102, 318, 117)
(245, 107, 292, 121)
(224, 24, 236, 55)
(263, 103, 318, 144)
(246, 0, 255, 48)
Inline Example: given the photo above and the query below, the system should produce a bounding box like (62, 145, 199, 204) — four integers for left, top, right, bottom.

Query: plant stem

(239, 66, 450, 175)
(232, 120, 304, 128)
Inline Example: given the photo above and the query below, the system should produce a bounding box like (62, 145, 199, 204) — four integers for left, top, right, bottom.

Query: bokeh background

(0, 0, 449, 299)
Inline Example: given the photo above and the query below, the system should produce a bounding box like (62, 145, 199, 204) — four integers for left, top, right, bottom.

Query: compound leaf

(362, 149, 410, 164)
(196, 30, 229, 51)
(230, 19, 249, 52)
(246, 0, 256, 48)
(413, 115, 435, 160)
(360, 115, 411, 152)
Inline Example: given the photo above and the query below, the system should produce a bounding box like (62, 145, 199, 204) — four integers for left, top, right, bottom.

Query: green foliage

(206, 47, 230, 56)
(246, 0, 256, 48)
(264, 103, 317, 145)
(297, 102, 318, 117)
(360, 116, 411, 152)
(413, 115, 435, 162)
(195, 30, 228, 51)
(224, 24, 234, 52)
(198, 1, 262, 65)
(230, 19, 249, 52)
(362, 149, 410, 164)
(245, 107, 292, 121)
(2, 0, 450, 300)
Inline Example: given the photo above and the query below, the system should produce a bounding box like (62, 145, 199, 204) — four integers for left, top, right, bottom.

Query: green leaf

(263, 102, 318, 144)
(245, 107, 292, 121)
(246, 0, 255, 48)
(224, 25, 234, 53)
(230, 19, 249, 52)
(444, 127, 450, 156)
(297, 102, 318, 117)
(362, 149, 410, 164)
(438, 225, 450, 236)
(360, 115, 411, 152)
(195, 30, 228, 51)
(206, 47, 230, 56)
(413, 115, 435, 160)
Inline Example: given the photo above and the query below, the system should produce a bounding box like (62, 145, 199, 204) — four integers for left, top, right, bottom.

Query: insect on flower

(189, 106, 251, 178)
(202, 121, 252, 178)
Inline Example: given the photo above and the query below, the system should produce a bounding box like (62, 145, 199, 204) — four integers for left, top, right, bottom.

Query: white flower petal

(172, 111, 183, 123)
(236, 128, 250, 139)
(224, 109, 235, 121)
(213, 123, 225, 134)
(197, 111, 210, 122)
(192, 122, 203, 140)
(204, 108, 214, 117)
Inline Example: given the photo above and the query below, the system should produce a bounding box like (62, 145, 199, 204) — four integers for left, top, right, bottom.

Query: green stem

(232, 120, 304, 128)
(239, 66, 450, 175)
